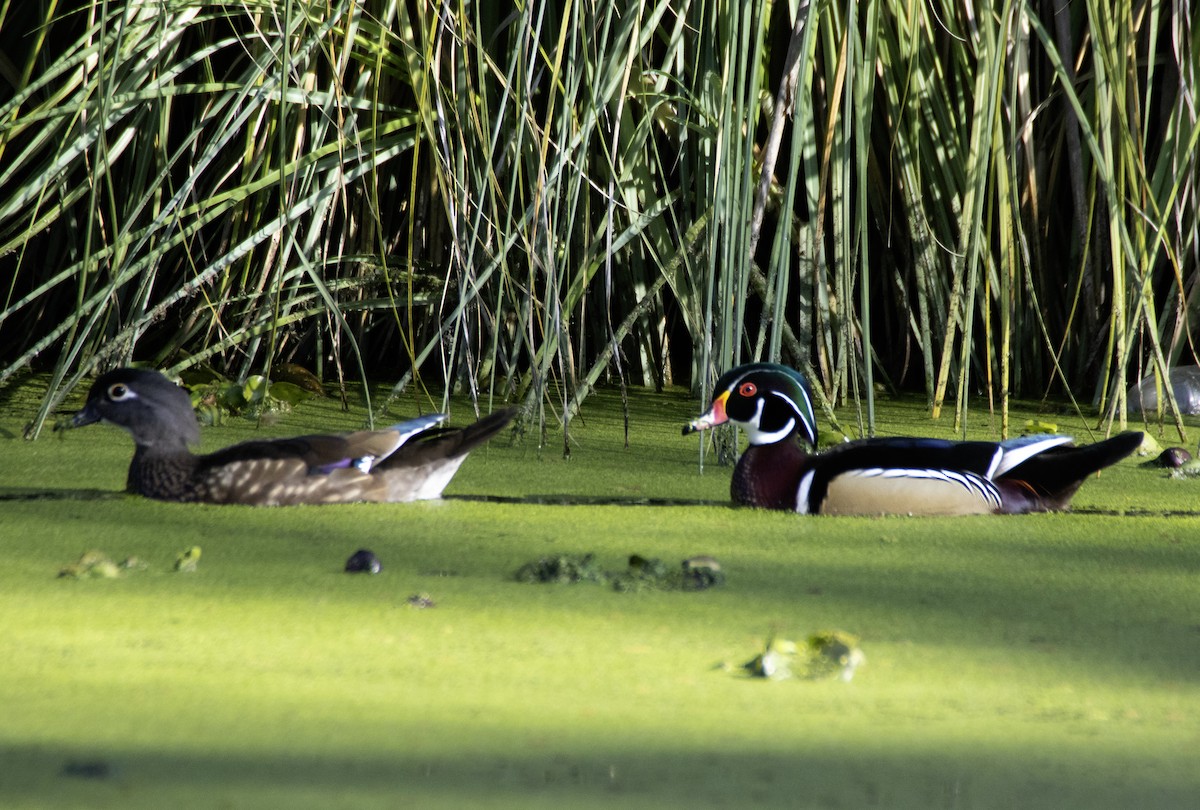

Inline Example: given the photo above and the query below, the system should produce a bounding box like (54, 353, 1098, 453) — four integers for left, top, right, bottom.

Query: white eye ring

(107, 383, 137, 401)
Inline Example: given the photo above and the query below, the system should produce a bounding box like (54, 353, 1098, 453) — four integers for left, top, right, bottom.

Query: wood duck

(683, 363, 1143, 516)
(67, 367, 516, 506)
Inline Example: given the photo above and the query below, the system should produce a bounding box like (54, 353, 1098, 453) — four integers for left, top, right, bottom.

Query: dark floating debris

(612, 554, 669, 592)
(345, 549, 382, 574)
(406, 592, 437, 609)
(1142, 447, 1192, 469)
(515, 552, 725, 593)
(681, 555, 725, 591)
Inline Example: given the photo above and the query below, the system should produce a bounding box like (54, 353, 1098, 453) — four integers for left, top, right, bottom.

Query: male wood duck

(67, 367, 516, 506)
(683, 363, 1143, 516)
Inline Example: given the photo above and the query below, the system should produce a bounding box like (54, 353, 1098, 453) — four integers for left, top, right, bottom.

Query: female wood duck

(683, 363, 1143, 516)
(67, 367, 516, 506)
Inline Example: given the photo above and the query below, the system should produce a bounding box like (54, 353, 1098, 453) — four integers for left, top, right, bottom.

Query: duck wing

(807, 433, 1140, 515)
(373, 407, 518, 501)
(198, 414, 447, 475)
(187, 415, 447, 505)
(805, 438, 1008, 516)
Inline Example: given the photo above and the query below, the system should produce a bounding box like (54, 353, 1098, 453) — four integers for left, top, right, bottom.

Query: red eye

(738, 382, 757, 397)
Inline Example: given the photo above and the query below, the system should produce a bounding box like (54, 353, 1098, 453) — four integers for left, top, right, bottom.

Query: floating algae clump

(57, 550, 148, 579)
(515, 552, 726, 593)
(58, 550, 122, 579)
(514, 553, 608, 585)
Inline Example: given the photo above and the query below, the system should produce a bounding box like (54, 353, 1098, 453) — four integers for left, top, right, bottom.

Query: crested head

(72, 367, 200, 451)
(686, 362, 818, 446)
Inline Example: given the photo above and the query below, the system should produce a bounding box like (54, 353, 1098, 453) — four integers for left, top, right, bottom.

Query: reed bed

(1, 0, 1195, 442)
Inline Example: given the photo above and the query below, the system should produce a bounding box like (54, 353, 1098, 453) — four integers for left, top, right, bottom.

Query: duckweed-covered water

(1, 380, 1197, 808)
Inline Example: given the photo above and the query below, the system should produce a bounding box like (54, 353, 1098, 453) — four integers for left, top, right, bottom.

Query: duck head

(684, 363, 818, 446)
(70, 368, 200, 451)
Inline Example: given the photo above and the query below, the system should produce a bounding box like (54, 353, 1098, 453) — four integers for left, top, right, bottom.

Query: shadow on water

(454, 495, 1200, 517)
(2, 735, 1196, 810)
(5, 488, 1200, 517)
(0, 488, 125, 502)
(448, 493, 727, 508)
(0, 489, 724, 507)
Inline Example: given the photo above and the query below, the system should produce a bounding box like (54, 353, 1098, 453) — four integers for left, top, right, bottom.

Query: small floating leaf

(271, 364, 325, 395)
(742, 637, 797, 680)
(242, 375, 270, 404)
(266, 381, 310, 407)
(174, 546, 202, 573)
(406, 592, 436, 609)
(731, 631, 864, 682)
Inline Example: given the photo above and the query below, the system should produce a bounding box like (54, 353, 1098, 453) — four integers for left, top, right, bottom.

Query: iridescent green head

(684, 363, 818, 446)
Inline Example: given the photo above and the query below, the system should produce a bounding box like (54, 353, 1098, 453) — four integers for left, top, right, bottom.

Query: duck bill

(682, 391, 730, 435)
(67, 402, 102, 429)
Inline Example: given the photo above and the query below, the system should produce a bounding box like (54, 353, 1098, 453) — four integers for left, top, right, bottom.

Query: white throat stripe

(796, 470, 815, 514)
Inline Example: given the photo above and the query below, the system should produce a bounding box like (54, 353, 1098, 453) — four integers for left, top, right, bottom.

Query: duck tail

(444, 406, 519, 456)
(997, 431, 1143, 512)
(383, 407, 518, 468)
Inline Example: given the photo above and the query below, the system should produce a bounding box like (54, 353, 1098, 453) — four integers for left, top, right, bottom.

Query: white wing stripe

(994, 435, 1073, 478)
(984, 447, 1003, 480)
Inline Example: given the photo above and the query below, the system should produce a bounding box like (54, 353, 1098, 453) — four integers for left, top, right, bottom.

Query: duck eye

(738, 382, 757, 397)
(107, 383, 134, 401)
